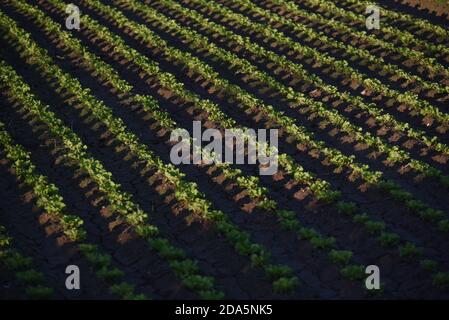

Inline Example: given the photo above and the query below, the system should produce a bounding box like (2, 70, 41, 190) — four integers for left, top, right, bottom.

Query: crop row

(247, 0, 449, 85)
(290, 0, 449, 62)
(1, 0, 448, 296)
(329, 0, 449, 42)
(102, 0, 449, 225)
(217, 0, 449, 98)
(0, 8, 303, 294)
(0, 224, 54, 299)
(43, 0, 449, 282)
(152, 0, 449, 175)
(11, 0, 380, 290)
(0, 121, 146, 299)
(178, 0, 449, 131)
(0, 52, 226, 298)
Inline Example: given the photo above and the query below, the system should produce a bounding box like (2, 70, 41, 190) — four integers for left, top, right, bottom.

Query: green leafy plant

(25, 286, 53, 300)
(378, 232, 400, 247)
(272, 276, 299, 294)
(135, 225, 159, 238)
(3, 252, 33, 271)
(310, 236, 336, 250)
(265, 264, 294, 279)
(84, 252, 111, 269)
(420, 259, 438, 271)
(329, 250, 353, 265)
(198, 290, 225, 300)
(124, 293, 148, 300)
(419, 209, 444, 222)
(438, 220, 449, 232)
(432, 272, 449, 289)
(336, 201, 357, 215)
(96, 267, 125, 282)
(110, 282, 135, 298)
(16, 270, 45, 285)
(340, 265, 365, 280)
(399, 243, 422, 258)
(149, 238, 185, 260)
(364, 221, 386, 234)
(298, 227, 319, 240)
(182, 275, 214, 291)
(169, 259, 199, 277)
(353, 213, 369, 224)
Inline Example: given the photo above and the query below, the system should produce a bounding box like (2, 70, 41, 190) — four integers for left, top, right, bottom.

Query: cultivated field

(0, 0, 448, 299)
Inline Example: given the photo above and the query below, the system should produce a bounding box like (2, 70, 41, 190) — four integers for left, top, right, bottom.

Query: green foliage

(61, 215, 86, 241)
(149, 238, 185, 260)
(310, 236, 335, 250)
(135, 225, 159, 238)
(169, 259, 199, 277)
(0, 226, 11, 248)
(3, 252, 33, 271)
(438, 220, 449, 232)
(4, 0, 449, 302)
(264, 264, 294, 279)
(298, 227, 319, 240)
(199, 290, 225, 300)
(390, 189, 413, 202)
(378, 232, 400, 247)
(84, 252, 111, 269)
(352, 213, 369, 224)
(280, 218, 301, 231)
(182, 275, 214, 291)
(419, 209, 444, 222)
(110, 282, 135, 298)
(420, 259, 438, 271)
(432, 272, 449, 289)
(399, 243, 422, 258)
(272, 276, 299, 294)
(340, 265, 365, 281)
(336, 201, 357, 215)
(125, 293, 148, 300)
(439, 175, 449, 188)
(25, 286, 53, 300)
(328, 250, 353, 265)
(96, 267, 125, 282)
(364, 221, 386, 234)
(251, 252, 270, 268)
(16, 270, 44, 285)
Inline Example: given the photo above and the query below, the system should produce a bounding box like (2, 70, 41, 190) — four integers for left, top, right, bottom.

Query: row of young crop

(3, 0, 448, 294)
(10, 0, 449, 292)
(215, 0, 449, 98)
(149, 1, 448, 185)
(0, 52, 228, 298)
(73, 0, 449, 287)
(141, 0, 449, 162)
(176, 0, 449, 130)
(12, 0, 279, 211)
(100, 0, 449, 226)
(255, 0, 449, 80)
(54, 0, 341, 201)
(19, 0, 389, 284)
(0, 121, 147, 299)
(0, 0, 414, 290)
(328, 0, 449, 42)
(36, 0, 449, 284)
(290, 0, 449, 62)
(212, 0, 449, 156)
(0, 224, 54, 299)
(0, 9, 304, 295)
(9, 0, 378, 289)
